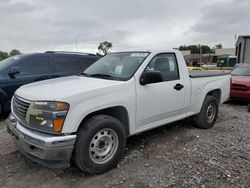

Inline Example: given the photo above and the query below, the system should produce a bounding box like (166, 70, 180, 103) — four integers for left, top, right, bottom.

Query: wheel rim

(206, 103, 216, 123)
(89, 128, 119, 164)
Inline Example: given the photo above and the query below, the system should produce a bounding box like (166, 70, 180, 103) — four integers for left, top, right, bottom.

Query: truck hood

(15, 76, 125, 101)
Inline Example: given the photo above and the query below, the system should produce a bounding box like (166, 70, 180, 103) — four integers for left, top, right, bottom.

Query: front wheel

(74, 115, 126, 175)
(193, 95, 219, 129)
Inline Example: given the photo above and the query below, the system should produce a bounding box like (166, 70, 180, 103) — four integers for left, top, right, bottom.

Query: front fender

(61, 85, 136, 134)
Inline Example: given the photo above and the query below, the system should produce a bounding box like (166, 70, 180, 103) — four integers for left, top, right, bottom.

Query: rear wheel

(193, 95, 219, 129)
(74, 115, 126, 175)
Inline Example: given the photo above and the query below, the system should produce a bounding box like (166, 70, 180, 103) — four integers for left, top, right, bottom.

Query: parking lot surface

(0, 103, 249, 188)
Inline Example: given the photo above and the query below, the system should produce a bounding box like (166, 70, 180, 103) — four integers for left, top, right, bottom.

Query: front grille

(232, 84, 247, 91)
(13, 95, 30, 121)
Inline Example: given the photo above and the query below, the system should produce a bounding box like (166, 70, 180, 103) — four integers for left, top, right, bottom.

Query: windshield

(81, 52, 149, 81)
(0, 55, 24, 71)
(231, 66, 250, 76)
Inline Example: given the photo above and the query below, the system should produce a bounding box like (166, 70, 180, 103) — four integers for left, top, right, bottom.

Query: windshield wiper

(78, 72, 90, 76)
(89, 73, 112, 79)
(79, 72, 118, 80)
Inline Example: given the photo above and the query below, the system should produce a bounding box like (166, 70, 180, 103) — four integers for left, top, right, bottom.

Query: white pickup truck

(7, 50, 230, 175)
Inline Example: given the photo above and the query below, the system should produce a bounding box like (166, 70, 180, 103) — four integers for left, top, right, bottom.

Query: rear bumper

(230, 90, 250, 101)
(6, 113, 76, 169)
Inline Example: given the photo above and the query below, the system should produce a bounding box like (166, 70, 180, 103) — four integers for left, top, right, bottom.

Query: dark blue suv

(0, 51, 98, 115)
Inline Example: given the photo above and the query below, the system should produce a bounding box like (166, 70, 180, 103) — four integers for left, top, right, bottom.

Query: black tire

(74, 115, 126, 175)
(193, 95, 219, 129)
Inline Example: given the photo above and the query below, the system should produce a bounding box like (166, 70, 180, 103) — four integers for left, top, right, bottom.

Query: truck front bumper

(6, 113, 76, 169)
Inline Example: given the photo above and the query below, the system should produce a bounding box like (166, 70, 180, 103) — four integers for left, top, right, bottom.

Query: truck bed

(189, 70, 230, 78)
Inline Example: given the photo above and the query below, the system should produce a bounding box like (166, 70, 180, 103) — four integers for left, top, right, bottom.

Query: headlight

(27, 101, 69, 134)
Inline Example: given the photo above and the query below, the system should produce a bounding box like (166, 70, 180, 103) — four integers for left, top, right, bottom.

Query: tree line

(97, 42, 223, 55)
(178, 44, 223, 54)
(0, 49, 21, 61)
(0, 42, 223, 61)
(97, 42, 224, 55)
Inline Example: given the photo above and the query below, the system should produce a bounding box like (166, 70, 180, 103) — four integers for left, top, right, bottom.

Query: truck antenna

(75, 35, 78, 55)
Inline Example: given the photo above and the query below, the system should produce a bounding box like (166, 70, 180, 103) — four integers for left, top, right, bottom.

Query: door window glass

(146, 54, 179, 81)
(53, 56, 81, 73)
(19, 56, 50, 74)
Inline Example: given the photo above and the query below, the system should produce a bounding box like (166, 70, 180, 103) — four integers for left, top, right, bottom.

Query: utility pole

(199, 45, 202, 66)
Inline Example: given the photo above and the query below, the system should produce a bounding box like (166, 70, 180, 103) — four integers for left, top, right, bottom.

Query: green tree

(179, 45, 212, 54)
(200, 45, 212, 54)
(9, 49, 21, 56)
(215, 44, 223, 49)
(0, 51, 9, 61)
(98, 41, 112, 55)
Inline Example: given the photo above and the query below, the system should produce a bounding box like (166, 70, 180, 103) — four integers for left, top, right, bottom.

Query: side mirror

(8, 66, 20, 78)
(140, 71, 163, 85)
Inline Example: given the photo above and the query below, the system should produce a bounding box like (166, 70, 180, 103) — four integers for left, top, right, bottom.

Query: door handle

(174, 83, 184, 91)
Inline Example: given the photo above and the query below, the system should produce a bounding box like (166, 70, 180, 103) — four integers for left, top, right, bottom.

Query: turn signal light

(56, 102, 69, 111)
(53, 119, 64, 133)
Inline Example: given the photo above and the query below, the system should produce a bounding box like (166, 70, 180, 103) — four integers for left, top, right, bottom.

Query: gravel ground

(0, 102, 249, 188)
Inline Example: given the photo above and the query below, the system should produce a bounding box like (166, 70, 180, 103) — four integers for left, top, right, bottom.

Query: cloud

(0, 0, 249, 53)
(190, 0, 250, 47)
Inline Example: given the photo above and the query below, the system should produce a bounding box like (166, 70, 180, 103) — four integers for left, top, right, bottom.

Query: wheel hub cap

(206, 103, 216, 123)
(89, 128, 118, 164)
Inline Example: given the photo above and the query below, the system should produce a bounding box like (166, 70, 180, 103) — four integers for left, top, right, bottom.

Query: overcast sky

(0, 0, 250, 53)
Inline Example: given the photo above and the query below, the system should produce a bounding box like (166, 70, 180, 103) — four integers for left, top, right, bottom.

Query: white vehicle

(7, 50, 230, 175)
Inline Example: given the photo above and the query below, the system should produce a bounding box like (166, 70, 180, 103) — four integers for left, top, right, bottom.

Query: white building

(180, 50, 191, 56)
(215, 48, 235, 56)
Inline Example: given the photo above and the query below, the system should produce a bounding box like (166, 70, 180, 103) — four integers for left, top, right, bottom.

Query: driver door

(136, 53, 186, 131)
